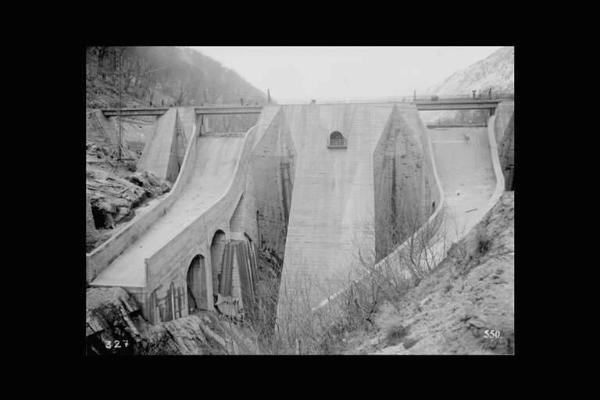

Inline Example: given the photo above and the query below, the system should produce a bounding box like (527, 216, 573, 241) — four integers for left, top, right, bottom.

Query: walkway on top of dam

(414, 99, 501, 111)
(101, 105, 263, 117)
(99, 95, 511, 117)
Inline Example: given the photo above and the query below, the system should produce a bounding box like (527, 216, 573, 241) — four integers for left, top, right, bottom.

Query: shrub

(384, 322, 408, 346)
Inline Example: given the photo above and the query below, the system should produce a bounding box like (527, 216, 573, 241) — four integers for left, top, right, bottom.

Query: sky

(190, 46, 501, 103)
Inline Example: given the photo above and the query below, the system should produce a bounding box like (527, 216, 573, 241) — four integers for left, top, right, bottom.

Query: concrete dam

(86, 100, 514, 327)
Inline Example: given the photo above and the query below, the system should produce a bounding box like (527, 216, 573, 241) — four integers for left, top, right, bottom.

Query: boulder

(87, 169, 171, 232)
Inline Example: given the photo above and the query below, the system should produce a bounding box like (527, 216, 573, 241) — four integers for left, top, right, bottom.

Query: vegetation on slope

(86, 46, 268, 109)
(344, 192, 515, 355)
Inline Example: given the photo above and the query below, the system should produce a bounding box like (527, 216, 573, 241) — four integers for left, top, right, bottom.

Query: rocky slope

(421, 46, 514, 125)
(427, 47, 514, 96)
(85, 157, 171, 252)
(342, 192, 514, 355)
(86, 287, 260, 355)
(85, 113, 172, 252)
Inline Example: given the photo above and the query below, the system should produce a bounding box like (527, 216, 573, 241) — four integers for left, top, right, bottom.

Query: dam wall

(137, 108, 187, 183)
(312, 109, 506, 321)
(143, 128, 257, 298)
(310, 105, 445, 315)
(373, 105, 442, 261)
(246, 108, 296, 258)
(275, 103, 441, 319)
(176, 107, 197, 141)
(203, 113, 260, 134)
(86, 111, 200, 283)
(140, 107, 290, 323)
(87, 101, 508, 328)
(89, 104, 297, 324)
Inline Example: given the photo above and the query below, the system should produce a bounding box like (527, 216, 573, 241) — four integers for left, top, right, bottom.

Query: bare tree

(263, 198, 454, 354)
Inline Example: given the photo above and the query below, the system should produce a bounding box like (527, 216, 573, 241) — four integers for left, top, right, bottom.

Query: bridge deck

(416, 99, 501, 111)
(100, 100, 504, 117)
(102, 106, 263, 117)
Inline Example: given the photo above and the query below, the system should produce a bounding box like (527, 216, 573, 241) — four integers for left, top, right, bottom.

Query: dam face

(275, 103, 441, 320)
(88, 101, 511, 331)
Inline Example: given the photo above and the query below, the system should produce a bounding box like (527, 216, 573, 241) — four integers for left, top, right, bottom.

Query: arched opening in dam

(328, 130, 347, 148)
(210, 230, 227, 297)
(186, 254, 207, 313)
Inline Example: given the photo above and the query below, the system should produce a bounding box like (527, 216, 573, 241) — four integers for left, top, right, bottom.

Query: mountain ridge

(86, 46, 268, 109)
(427, 47, 514, 96)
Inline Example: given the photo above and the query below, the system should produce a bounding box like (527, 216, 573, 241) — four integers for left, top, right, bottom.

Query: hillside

(86, 46, 268, 109)
(427, 46, 514, 96)
(421, 46, 514, 125)
(344, 192, 514, 355)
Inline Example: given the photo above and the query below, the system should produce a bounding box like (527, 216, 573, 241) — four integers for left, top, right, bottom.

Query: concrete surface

(276, 103, 441, 315)
(89, 106, 268, 323)
(278, 104, 388, 307)
(91, 134, 247, 288)
(137, 108, 184, 183)
(373, 105, 442, 260)
(87, 102, 508, 327)
(312, 110, 504, 314)
(429, 126, 497, 238)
